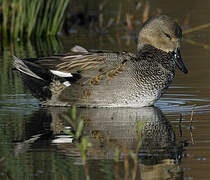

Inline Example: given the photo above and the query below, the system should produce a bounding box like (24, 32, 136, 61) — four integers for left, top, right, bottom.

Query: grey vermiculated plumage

(13, 15, 188, 107)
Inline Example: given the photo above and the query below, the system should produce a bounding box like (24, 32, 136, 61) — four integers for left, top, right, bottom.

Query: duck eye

(164, 33, 171, 39)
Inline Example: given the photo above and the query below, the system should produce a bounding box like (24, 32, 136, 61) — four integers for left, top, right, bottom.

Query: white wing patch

(52, 135, 73, 143)
(50, 70, 73, 77)
(63, 81, 71, 87)
(70, 45, 88, 53)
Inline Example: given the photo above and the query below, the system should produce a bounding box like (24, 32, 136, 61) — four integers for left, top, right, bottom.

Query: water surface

(1, 1, 210, 179)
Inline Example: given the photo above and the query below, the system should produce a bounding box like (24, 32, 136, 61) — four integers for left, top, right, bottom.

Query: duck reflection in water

(16, 106, 187, 180)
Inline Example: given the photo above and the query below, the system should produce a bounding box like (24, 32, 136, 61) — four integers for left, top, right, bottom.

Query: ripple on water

(0, 94, 40, 114)
(157, 85, 210, 114)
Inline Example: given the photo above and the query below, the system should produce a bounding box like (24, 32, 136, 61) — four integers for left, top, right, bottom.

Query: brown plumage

(13, 15, 188, 107)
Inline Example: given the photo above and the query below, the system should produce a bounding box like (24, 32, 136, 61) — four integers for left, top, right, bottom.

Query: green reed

(2, 0, 9, 38)
(63, 107, 92, 157)
(0, 34, 63, 95)
(1, 0, 70, 39)
(0, 36, 65, 180)
(113, 120, 144, 180)
(63, 107, 92, 180)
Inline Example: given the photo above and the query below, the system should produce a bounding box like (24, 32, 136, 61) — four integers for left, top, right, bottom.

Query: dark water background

(1, 0, 210, 179)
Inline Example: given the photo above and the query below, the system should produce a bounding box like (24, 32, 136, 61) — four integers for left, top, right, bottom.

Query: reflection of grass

(0, 37, 63, 151)
(0, 36, 64, 169)
(0, 36, 67, 180)
(0, 37, 63, 95)
(1, 0, 69, 39)
(0, 111, 32, 179)
(0, 37, 62, 149)
(64, 106, 92, 180)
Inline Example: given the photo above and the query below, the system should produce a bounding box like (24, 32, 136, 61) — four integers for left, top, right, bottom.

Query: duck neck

(137, 44, 176, 72)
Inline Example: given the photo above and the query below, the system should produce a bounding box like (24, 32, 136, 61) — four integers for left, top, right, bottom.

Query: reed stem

(1, 0, 70, 39)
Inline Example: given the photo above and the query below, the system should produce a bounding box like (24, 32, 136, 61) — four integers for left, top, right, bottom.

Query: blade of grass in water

(2, 0, 9, 38)
(19, 0, 26, 38)
(50, 0, 69, 35)
(1, 0, 70, 39)
(58, 0, 70, 34)
(13, 0, 22, 38)
(37, 1, 50, 36)
(46, 0, 57, 35)
(10, 0, 17, 36)
(27, 0, 42, 38)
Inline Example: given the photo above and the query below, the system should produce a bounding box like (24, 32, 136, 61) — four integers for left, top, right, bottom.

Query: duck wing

(36, 51, 107, 74)
(29, 47, 137, 81)
(13, 47, 136, 102)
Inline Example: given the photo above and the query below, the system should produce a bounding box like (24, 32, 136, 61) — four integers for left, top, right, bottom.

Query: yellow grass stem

(183, 23, 210, 34)
(184, 39, 210, 50)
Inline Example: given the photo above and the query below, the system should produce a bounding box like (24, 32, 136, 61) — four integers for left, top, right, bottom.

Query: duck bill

(173, 48, 188, 74)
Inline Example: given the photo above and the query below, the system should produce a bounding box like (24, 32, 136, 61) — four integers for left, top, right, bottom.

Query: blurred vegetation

(0, 0, 159, 40)
(0, 115, 85, 180)
(0, 0, 70, 39)
(1, 0, 210, 52)
(0, 36, 63, 97)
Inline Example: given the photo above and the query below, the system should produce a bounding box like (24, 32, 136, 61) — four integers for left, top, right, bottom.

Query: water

(1, 1, 210, 179)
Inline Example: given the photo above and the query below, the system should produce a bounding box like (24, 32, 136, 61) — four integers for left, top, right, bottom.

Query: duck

(13, 15, 188, 107)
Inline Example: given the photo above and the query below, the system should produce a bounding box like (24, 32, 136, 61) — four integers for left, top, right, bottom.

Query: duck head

(138, 15, 188, 74)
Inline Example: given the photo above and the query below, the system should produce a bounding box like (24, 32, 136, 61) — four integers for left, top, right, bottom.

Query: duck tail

(13, 56, 44, 80)
(13, 56, 52, 101)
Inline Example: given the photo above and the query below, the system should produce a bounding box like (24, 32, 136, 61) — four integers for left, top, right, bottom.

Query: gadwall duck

(13, 15, 188, 107)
